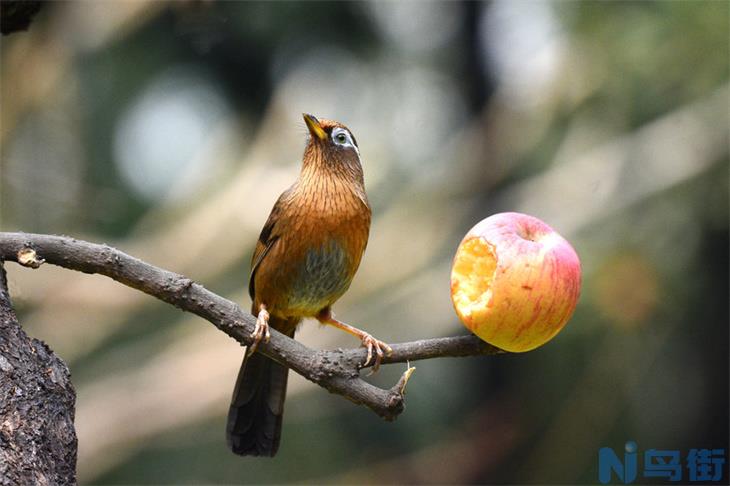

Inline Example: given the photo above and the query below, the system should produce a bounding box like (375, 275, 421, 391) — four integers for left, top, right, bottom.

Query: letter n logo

(599, 441, 638, 484)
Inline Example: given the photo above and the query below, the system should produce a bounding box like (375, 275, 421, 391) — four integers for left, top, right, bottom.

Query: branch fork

(0, 232, 505, 420)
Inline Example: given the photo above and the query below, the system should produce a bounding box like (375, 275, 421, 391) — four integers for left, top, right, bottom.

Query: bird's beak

(303, 113, 327, 141)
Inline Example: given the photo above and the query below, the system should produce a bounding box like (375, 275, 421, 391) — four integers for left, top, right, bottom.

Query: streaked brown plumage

(227, 114, 391, 457)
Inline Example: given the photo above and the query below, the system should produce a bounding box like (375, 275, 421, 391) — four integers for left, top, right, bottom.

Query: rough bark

(0, 261, 77, 486)
(0, 232, 505, 423)
(0, 231, 509, 481)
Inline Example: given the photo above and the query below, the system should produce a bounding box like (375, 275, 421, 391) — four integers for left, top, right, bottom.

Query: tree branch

(0, 260, 77, 485)
(0, 232, 504, 421)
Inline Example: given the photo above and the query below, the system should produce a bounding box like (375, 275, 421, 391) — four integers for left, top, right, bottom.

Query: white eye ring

(331, 128, 358, 153)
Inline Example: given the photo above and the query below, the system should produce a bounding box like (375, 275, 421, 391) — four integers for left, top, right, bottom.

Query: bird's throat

(298, 164, 366, 204)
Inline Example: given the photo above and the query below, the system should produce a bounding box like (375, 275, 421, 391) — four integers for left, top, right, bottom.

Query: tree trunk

(0, 262, 77, 485)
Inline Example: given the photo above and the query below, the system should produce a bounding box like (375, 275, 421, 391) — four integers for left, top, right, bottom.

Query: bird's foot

(248, 306, 270, 356)
(317, 309, 392, 372)
(359, 331, 393, 373)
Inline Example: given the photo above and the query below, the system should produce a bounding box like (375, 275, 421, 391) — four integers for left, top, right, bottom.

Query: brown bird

(227, 114, 391, 457)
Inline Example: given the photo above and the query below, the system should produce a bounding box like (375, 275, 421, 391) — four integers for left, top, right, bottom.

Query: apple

(450, 212, 581, 352)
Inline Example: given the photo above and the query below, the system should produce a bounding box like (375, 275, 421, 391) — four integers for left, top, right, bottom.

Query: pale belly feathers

(284, 239, 353, 313)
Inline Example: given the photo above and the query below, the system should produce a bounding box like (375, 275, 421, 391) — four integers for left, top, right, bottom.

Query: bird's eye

(334, 132, 347, 144)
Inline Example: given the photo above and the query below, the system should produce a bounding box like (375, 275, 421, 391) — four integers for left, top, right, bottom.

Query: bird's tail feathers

(226, 315, 295, 457)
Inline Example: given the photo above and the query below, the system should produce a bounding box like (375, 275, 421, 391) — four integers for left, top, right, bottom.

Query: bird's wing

(248, 189, 290, 300)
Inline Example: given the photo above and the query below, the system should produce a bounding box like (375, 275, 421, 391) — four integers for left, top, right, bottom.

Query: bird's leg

(316, 309, 393, 372)
(248, 304, 271, 356)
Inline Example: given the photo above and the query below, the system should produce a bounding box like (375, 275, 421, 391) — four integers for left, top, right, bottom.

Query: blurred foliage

(1, 1, 728, 484)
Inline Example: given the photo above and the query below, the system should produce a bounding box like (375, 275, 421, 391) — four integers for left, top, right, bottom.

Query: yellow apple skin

(450, 212, 581, 352)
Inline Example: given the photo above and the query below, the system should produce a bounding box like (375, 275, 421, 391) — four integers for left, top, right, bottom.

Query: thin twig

(0, 232, 505, 420)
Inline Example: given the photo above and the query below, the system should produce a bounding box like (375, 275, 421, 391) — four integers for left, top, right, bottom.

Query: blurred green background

(1, 1, 728, 484)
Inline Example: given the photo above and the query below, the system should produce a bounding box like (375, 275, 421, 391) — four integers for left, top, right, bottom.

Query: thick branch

(0, 261, 77, 485)
(0, 232, 504, 421)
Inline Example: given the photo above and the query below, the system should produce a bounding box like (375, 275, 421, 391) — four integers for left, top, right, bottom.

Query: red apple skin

(450, 212, 581, 352)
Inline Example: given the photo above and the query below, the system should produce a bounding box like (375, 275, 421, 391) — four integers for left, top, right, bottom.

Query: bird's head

(302, 113, 362, 177)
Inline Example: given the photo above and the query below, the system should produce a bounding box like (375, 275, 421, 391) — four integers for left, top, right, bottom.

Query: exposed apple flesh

(450, 212, 581, 352)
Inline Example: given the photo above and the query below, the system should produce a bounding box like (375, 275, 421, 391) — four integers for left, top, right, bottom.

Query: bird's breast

(284, 239, 353, 312)
(253, 175, 370, 318)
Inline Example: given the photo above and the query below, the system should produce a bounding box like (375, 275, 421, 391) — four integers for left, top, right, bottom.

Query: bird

(226, 113, 392, 457)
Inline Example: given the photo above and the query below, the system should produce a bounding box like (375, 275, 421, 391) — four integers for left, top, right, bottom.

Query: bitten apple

(450, 212, 581, 352)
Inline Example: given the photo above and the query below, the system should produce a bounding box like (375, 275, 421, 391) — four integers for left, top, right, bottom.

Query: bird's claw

(361, 333, 393, 373)
(248, 308, 270, 356)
